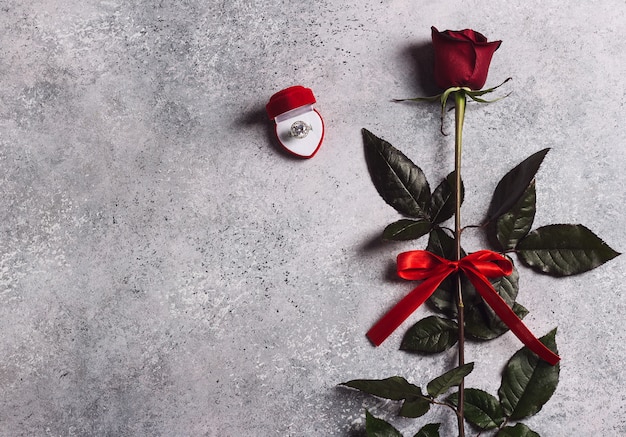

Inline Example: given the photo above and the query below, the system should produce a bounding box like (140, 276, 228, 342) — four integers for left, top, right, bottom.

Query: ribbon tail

(367, 273, 449, 346)
(464, 268, 560, 365)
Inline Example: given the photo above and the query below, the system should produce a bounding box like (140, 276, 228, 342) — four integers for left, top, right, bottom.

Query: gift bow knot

(366, 250, 560, 365)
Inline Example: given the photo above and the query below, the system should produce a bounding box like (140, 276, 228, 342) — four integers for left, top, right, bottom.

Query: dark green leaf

(496, 180, 536, 250)
(487, 149, 549, 221)
(400, 316, 458, 353)
(496, 423, 540, 437)
(383, 219, 431, 241)
(488, 261, 519, 307)
(426, 227, 456, 258)
(399, 396, 431, 418)
(429, 171, 464, 224)
(427, 363, 474, 397)
(425, 229, 474, 316)
(517, 224, 620, 276)
(365, 411, 403, 437)
(498, 329, 560, 420)
(363, 128, 431, 218)
(413, 423, 441, 437)
(341, 376, 423, 400)
(447, 388, 505, 430)
(466, 302, 528, 341)
(465, 264, 523, 341)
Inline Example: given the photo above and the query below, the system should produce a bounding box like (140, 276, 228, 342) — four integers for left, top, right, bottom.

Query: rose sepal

(395, 77, 511, 106)
(395, 77, 511, 133)
(465, 77, 512, 103)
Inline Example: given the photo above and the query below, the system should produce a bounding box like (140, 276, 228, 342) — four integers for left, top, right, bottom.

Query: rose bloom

(431, 26, 501, 90)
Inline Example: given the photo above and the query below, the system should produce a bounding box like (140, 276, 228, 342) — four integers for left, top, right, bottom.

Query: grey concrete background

(1, 1, 624, 436)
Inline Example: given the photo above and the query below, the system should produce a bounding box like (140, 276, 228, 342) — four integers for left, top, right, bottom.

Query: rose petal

(469, 40, 502, 89)
(432, 27, 476, 89)
(431, 26, 502, 90)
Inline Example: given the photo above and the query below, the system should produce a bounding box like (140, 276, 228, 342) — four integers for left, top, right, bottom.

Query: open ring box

(266, 86, 325, 158)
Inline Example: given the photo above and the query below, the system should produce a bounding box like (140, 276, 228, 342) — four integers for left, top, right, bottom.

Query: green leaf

(427, 363, 474, 397)
(413, 423, 441, 437)
(487, 149, 549, 221)
(425, 229, 474, 316)
(363, 128, 431, 218)
(399, 396, 431, 418)
(517, 224, 620, 276)
(383, 219, 431, 241)
(465, 264, 524, 341)
(425, 228, 457, 309)
(447, 388, 505, 430)
(426, 227, 456, 258)
(496, 180, 536, 250)
(429, 171, 464, 225)
(341, 376, 423, 400)
(400, 316, 458, 353)
(466, 302, 528, 341)
(496, 423, 540, 437)
(342, 378, 431, 420)
(489, 261, 519, 306)
(498, 329, 560, 420)
(365, 411, 403, 437)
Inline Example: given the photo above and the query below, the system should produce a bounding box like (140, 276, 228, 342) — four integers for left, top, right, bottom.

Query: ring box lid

(266, 86, 316, 119)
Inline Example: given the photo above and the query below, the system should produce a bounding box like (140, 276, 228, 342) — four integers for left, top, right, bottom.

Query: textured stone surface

(1, 1, 625, 435)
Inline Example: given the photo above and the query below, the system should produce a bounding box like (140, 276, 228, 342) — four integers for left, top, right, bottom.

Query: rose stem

(454, 90, 467, 437)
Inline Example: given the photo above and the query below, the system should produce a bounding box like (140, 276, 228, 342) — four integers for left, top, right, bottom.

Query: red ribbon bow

(366, 250, 560, 365)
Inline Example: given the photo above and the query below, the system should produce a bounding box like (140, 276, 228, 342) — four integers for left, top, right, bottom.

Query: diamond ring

(290, 120, 312, 139)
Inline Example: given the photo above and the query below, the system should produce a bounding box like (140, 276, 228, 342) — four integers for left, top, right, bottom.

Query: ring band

(290, 121, 312, 139)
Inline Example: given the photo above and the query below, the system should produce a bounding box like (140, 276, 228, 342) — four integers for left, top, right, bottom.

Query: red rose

(431, 26, 502, 90)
